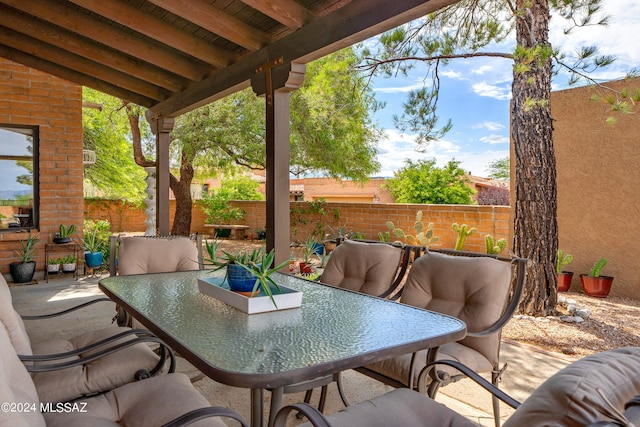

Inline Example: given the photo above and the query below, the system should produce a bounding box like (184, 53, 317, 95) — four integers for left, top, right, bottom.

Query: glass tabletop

(99, 270, 466, 388)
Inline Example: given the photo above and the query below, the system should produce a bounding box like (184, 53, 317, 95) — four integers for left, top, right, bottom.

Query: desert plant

(557, 250, 574, 273)
(58, 224, 76, 238)
(301, 236, 318, 264)
(485, 235, 507, 255)
(378, 231, 391, 242)
(385, 210, 439, 247)
(15, 231, 37, 263)
(61, 254, 77, 264)
(81, 228, 103, 254)
(452, 223, 476, 250)
(203, 236, 222, 265)
(590, 258, 608, 277)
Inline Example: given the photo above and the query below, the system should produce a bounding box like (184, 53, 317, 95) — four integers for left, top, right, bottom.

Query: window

(0, 125, 38, 230)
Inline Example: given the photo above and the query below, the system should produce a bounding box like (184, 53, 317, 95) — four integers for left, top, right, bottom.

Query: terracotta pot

(299, 262, 313, 274)
(579, 274, 614, 298)
(557, 271, 573, 292)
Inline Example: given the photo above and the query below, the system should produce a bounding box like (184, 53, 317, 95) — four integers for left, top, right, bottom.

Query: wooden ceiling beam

(0, 5, 189, 92)
(66, 0, 237, 68)
(240, 0, 314, 29)
(150, 0, 462, 118)
(0, 0, 208, 82)
(0, 27, 170, 102)
(0, 45, 156, 107)
(145, 0, 270, 51)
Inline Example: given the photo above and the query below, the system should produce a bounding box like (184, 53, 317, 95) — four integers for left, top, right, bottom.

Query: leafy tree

(361, 0, 634, 316)
(124, 47, 382, 235)
(486, 157, 510, 180)
(198, 175, 264, 224)
(385, 159, 474, 204)
(82, 88, 147, 203)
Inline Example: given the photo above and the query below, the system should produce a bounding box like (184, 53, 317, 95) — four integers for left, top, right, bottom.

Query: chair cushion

(0, 324, 46, 427)
(300, 388, 473, 427)
(31, 326, 160, 404)
(504, 347, 640, 427)
(365, 341, 493, 387)
(0, 274, 33, 356)
(319, 240, 402, 296)
(44, 373, 224, 427)
(400, 251, 511, 365)
(117, 236, 200, 275)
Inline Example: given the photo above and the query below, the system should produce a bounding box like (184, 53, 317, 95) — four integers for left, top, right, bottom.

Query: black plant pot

(10, 261, 36, 284)
(53, 237, 71, 244)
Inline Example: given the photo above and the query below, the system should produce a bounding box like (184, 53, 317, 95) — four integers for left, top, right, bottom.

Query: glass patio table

(99, 270, 466, 427)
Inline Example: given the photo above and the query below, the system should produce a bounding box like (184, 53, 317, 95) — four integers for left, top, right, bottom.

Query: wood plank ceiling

(0, 0, 458, 117)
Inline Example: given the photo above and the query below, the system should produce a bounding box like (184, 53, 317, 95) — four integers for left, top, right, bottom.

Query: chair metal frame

(354, 248, 528, 427)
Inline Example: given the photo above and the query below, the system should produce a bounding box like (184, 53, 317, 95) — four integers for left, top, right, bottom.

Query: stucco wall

(552, 78, 640, 297)
(0, 59, 83, 277)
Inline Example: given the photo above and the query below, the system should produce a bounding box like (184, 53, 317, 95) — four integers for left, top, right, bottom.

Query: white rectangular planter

(198, 276, 303, 314)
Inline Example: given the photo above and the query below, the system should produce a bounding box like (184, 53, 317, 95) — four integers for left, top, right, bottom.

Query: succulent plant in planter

(10, 231, 38, 284)
(580, 258, 613, 298)
(557, 250, 574, 292)
(53, 224, 76, 244)
(206, 246, 291, 307)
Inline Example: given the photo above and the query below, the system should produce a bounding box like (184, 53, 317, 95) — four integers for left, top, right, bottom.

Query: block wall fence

(84, 199, 511, 255)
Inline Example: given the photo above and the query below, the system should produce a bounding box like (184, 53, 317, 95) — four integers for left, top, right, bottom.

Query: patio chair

(0, 324, 248, 427)
(273, 347, 640, 427)
(319, 239, 411, 299)
(0, 273, 174, 405)
(268, 240, 411, 425)
(355, 249, 527, 427)
(109, 233, 203, 326)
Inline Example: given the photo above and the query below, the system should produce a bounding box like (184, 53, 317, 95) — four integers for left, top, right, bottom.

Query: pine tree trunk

(512, 0, 558, 316)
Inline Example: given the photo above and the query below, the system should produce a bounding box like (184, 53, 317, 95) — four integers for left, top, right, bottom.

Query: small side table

(44, 242, 81, 283)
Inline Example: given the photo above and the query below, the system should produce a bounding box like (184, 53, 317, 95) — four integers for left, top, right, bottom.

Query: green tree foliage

(385, 159, 474, 204)
(361, 0, 632, 316)
(290, 48, 382, 180)
(82, 88, 147, 203)
(172, 47, 382, 181)
(486, 157, 510, 180)
(198, 175, 264, 224)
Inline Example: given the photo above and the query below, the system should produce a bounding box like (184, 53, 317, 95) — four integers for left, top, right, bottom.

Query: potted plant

(299, 236, 317, 274)
(557, 250, 574, 292)
(53, 224, 75, 244)
(61, 254, 77, 273)
(207, 247, 291, 307)
(82, 228, 104, 268)
(580, 258, 613, 298)
(48, 257, 61, 274)
(10, 231, 38, 284)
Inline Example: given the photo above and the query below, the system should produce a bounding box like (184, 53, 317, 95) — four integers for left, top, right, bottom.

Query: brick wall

(85, 199, 511, 254)
(0, 58, 83, 276)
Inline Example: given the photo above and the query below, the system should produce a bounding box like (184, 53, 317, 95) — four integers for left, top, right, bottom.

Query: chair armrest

(272, 403, 332, 427)
(161, 406, 249, 427)
(20, 297, 114, 320)
(419, 359, 521, 409)
(20, 331, 175, 376)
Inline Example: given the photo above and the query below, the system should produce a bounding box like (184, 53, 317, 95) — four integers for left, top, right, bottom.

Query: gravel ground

(503, 292, 640, 358)
(214, 238, 640, 359)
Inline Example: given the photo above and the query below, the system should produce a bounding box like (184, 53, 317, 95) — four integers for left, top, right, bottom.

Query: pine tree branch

(358, 51, 513, 73)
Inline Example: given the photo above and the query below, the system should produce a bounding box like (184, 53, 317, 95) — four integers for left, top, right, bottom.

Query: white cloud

(374, 82, 424, 94)
(480, 134, 510, 145)
(472, 65, 493, 75)
(472, 121, 505, 131)
(471, 82, 512, 100)
(441, 70, 465, 80)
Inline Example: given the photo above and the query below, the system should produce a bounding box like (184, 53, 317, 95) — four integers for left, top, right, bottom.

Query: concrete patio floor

(10, 273, 572, 426)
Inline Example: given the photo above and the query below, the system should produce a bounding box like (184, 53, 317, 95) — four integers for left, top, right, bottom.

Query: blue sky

(369, 1, 640, 177)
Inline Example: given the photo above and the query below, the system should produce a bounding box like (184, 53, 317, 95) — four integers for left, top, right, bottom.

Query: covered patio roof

(0, 0, 458, 260)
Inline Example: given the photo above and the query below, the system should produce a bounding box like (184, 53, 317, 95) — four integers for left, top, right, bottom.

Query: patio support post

(150, 116, 174, 235)
(252, 60, 305, 266)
